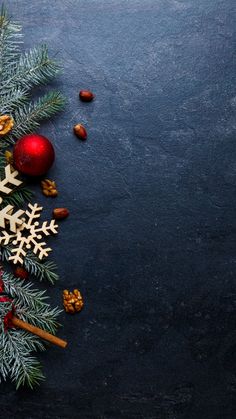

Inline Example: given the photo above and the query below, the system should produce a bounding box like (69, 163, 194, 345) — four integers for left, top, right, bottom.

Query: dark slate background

(1, 0, 236, 418)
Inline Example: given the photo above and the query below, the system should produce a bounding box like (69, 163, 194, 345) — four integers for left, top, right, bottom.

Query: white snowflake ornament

(0, 165, 58, 264)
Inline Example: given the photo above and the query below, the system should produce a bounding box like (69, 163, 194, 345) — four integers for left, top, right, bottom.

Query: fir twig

(3, 45, 60, 92)
(0, 271, 61, 387)
(0, 5, 22, 80)
(16, 305, 61, 335)
(0, 87, 28, 114)
(23, 254, 59, 284)
(1, 186, 33, 208)
(0, 316, 45, 387)
(2, 272, 47, 308)
(1, 246, 59, 284)
(6, 91, 65, 142)
(2, 272, 61, 333)
(5, 330, 45, 389)
(0, 13, 65, 148)
(0, 153, 6, 172)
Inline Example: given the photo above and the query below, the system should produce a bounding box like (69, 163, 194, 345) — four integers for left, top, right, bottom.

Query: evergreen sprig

(2, 272, 61, 334)
(23, 254, 59, 284)
(0, 6, 22, 78)
(1, 327, 45, 389)
(0, 7, 65, 148)
(1, 185, 33, 208)
(0, 6, 65, 389)
(0, 87, 28, 114)
(1, 246, 59, 284)
(0, 271, 61, 387)
(3, 45, 60, 91)
(8, 91, 65, 142)
(3, 272, 47, 308)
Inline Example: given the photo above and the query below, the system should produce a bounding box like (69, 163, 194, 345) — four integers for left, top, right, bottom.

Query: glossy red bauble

(13, 134, 55, 176)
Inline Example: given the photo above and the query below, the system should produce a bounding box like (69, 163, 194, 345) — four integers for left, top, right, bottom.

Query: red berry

(14, 266, 29, 280)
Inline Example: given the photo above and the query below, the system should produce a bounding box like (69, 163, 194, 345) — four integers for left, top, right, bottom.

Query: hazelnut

(79, 90, 95, 102)
(53, 208, 69, 220)
(73, 124, 87, 141)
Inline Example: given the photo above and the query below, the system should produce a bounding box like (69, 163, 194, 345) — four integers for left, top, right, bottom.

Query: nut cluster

(41, 179, 58, 197)
(0, 115, 14, 136)
(63, 289, 84, 314)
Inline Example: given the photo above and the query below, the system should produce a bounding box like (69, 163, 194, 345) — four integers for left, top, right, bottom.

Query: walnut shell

(0, 115, 14, 136)
(63, 289, 84, 314)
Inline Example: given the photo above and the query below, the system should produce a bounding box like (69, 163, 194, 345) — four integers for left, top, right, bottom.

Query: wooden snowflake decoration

(0, 164, 58, 264)
(0, 164, 23, 204)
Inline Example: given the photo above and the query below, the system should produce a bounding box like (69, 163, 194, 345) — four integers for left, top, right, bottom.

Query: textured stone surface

(0, 0, 236, 417)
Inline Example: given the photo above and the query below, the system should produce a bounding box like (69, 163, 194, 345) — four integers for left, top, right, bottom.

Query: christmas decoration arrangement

(0, 6, 69, 389)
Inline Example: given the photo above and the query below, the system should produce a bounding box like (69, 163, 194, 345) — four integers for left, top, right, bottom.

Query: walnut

(0, 115, 14, 136)
(63, 289, 84, 314)
(41, 179, 58, 197)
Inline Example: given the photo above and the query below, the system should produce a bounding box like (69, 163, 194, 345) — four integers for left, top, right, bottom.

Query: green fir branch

(0, 6, 22, 80)
(7, 91, 65, 141)
(0, 10, 65, 149)
(23, 254, 59, 284)
(3, 45, 60, 92)
(5, 330, 45, 389)
(2, 272, 61, 334)
(0, 271, 61, 387)
(0, 316, 45, 387)
(0, 153, 6, 172)
(0, 87, 28, 114)
(1, 246, 59, 284)
(16, 305, 61, 335)
(1, 185, 33, 208)
(2, 272, 47, 308)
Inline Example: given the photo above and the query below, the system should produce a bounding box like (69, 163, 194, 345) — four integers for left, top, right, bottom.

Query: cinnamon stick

(12, 316, 67, 349)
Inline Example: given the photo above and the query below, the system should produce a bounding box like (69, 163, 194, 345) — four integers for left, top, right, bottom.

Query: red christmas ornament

(13, 133, 55, 176)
